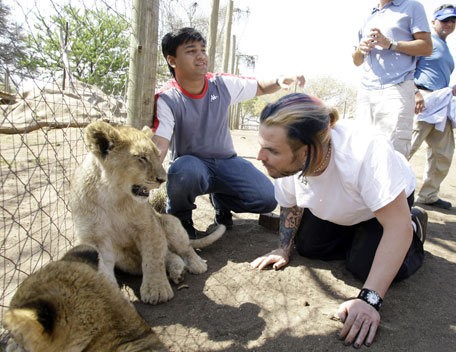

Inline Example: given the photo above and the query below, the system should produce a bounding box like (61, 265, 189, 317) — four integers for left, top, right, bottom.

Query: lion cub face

(85, 120, 166, 203)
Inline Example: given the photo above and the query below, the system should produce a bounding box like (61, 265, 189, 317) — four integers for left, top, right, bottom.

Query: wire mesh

(0, 1, 359, 349)
(0, 0, 133, 342)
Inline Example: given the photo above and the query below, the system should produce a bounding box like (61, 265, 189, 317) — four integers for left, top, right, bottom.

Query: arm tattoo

(279, 206, 304, 253)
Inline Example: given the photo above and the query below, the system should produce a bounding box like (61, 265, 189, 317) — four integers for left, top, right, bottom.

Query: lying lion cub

(3, 245, 167, 352)
(70, 120, 225, 304)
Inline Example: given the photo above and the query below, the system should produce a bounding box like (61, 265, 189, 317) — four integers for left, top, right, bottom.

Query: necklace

(312, 141, 332, 175)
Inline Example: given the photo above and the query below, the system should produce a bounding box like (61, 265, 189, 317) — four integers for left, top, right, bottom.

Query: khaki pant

(356, 80, 415, 158)
(409, 118, 455, 203)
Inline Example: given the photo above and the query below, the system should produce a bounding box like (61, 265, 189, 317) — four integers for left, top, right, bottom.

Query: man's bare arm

(152, 135, 170, 163)
(279, 205, 305, 254)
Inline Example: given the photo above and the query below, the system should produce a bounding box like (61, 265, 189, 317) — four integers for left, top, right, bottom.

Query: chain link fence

(0, 1, 357, 348)
(0, 0, 134, 344)
(0, 1, 232, 344)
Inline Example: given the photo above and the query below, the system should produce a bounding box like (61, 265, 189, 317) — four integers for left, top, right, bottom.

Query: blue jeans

(166, 155, 277, 220)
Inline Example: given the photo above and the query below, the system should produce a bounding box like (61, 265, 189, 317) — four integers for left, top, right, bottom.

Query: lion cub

(3, 245, 167, 352)
(70, 120, 225, 304)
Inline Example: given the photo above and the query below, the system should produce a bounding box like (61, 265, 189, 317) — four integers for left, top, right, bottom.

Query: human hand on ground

(337, 299, 380, 348)
(250, 248, 289, 270)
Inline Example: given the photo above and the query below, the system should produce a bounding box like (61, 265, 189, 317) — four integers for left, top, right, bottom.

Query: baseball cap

(434, 7, 456, 20)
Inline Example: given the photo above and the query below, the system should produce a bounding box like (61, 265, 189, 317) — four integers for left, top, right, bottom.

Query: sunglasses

(440, 17, 456, 23)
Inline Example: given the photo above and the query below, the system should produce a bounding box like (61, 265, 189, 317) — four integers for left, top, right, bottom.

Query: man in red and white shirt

(152, 27, 304, 238)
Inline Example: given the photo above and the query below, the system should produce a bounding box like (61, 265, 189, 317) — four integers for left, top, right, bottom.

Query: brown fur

(69, 120, 225, 304)
(2, 245, 167, 352)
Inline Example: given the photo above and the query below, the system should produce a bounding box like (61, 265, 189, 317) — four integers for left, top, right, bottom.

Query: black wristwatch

(357, 288, 383, 311)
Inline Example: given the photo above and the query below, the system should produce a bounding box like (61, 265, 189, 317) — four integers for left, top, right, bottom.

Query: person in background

(152, 27, 305, 239)
(251, 93, 427, 348)
(352, 0, 432, 157)
(410, 4, 456, 210)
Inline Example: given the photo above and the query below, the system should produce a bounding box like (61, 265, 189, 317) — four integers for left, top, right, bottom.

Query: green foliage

(238, 85, 308, 129)
(157, 0, 213, 84)
(0, 0, 28, 78)
(21, 4, 130, 96)
(238, 96, 266, 128)
(236, 76, 357, 129)
(305, 75, 357, 118)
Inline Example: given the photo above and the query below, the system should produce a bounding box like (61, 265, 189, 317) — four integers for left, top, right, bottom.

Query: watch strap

(390, 40, 398, 51)
(357, 288, 383, 310)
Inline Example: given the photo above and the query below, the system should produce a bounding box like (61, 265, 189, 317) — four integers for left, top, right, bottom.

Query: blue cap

(434, 8, 456, 20)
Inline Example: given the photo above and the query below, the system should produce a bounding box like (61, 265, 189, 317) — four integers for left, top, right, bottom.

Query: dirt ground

(118, 129, 456, 352)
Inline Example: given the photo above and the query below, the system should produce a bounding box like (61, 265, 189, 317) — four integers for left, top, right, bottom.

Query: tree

(238, 96, 266, 129)
(305, 75, 357, 119)
(236, 76, 357, 130)
(207, 0, 220, 72)
(21, 4, 130, 96)
(156, 0, 215, 85)
(127, 0, 160, 129)
(0, 0, 28, 88)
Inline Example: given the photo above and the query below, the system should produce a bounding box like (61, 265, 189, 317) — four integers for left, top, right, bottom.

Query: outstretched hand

(250, 248, 289, 270)
(277, 75, 306, 90)
(337, 299, 381, 348)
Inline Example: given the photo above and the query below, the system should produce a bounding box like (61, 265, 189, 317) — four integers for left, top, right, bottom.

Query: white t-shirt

(274, 120, 416, 226)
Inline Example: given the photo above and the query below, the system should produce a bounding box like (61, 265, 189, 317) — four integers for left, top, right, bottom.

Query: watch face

(366, 291, 380, 305)
(358, 288, 383, 310)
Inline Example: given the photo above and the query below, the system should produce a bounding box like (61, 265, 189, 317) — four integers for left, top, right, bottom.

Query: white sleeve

(220, 75, 258, 104)
(154, 97, 175, 141)
(274, 177, 298, 208)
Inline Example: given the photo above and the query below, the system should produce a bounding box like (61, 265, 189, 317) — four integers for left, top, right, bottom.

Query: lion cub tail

(190, 224, 226, 249)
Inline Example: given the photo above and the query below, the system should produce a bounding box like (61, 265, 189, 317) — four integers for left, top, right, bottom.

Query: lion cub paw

(140, 280, 174, 304)
(6, 338, 25, 352)
(185, 254, 207, 274)
(167, 258, 186, 284)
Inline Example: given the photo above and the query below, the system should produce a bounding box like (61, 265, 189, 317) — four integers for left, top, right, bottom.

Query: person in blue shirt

(352, 0, 432, 157)
(411, 4, 456, 210)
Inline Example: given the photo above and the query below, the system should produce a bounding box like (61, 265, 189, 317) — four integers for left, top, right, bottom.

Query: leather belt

(415, 84, 433, 92)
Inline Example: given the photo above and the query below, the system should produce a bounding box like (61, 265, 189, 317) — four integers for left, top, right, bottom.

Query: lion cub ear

(4, 300, 57, 347)
(85, 120, 121, 158)
(60, 244, 100, 271)
(142, 125, 154, 138)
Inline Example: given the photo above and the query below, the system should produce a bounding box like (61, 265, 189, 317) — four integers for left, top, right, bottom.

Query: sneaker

(179, 218, 208, 240)
(215, 209, 233, 229)
(411, 207, 428, 244)
(210, 193, 233, 229)
(424, 198, 452, 210)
